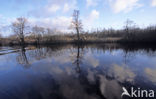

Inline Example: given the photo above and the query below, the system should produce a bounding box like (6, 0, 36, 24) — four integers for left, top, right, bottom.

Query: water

(0, 44, 156, 99)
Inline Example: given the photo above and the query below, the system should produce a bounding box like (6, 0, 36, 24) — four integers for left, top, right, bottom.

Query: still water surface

(0, 44, 156, 99)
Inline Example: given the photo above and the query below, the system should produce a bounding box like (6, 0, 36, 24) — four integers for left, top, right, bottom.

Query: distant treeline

(0, 15, 156, 46)
(0, 24, 156, 46)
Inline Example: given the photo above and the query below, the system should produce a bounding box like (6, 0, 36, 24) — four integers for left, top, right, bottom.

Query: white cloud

(0, 15, 16, 36)
(83, 10, 100, 29)
(29, 0, 77, 17)
(90, 10, 99, 20)
(51, 16, 72, 29)
(29, 16, 72, 32)
(108, 0, 143, 13)
(152, 0, 156, 7)
(63, 3, 70, 13)
(86, 0, 100, 7)
(47, 4, 60, 13)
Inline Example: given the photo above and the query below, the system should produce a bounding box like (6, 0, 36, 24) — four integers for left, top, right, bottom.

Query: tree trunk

(76, 27, 80, 41)
(21, 37, 25, 46)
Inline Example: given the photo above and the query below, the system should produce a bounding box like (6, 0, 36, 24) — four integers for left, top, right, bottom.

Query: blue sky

(0, 0, 156, 36)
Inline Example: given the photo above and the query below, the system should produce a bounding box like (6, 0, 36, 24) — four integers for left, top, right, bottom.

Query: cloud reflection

(99, 75, 122, 99)
(145, 68, 156, 84)
(108, 64, 136, 83)
(85, 52, 99, 68)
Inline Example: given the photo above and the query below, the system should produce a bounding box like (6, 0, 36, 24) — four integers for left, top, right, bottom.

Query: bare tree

(12, 17, 28, 45)
(0, 33, 2, 45)
(71, 10, 83, 41)
(0, 33, 2, 38)
(46, 28, 53, 35)
(45, 28, 54, 42)
(32, 25, 45, 44)
(124, 19, 135, 39)
(0, 28, 2, 39)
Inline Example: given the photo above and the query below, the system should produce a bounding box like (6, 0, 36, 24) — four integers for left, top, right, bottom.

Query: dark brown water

(0, 44, 156, 99)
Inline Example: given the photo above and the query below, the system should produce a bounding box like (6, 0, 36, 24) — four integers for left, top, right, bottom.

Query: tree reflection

(16, 46, 30, 68)
(15, 44, 156, 70)
(123, 51, 133, 65)
(72, 45, 84, 74)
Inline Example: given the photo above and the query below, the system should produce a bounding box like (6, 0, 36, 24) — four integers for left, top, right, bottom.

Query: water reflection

(72, 45, 84, 73)
(17, 46, 30, 68)
(108, 64, 136, 83)
(0, 44, 156, 99)
(145, 68, 156, 84)
(99, 74, 122, 99)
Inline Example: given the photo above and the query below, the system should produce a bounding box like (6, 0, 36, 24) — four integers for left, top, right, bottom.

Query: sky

(0, 0, 156, 36)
